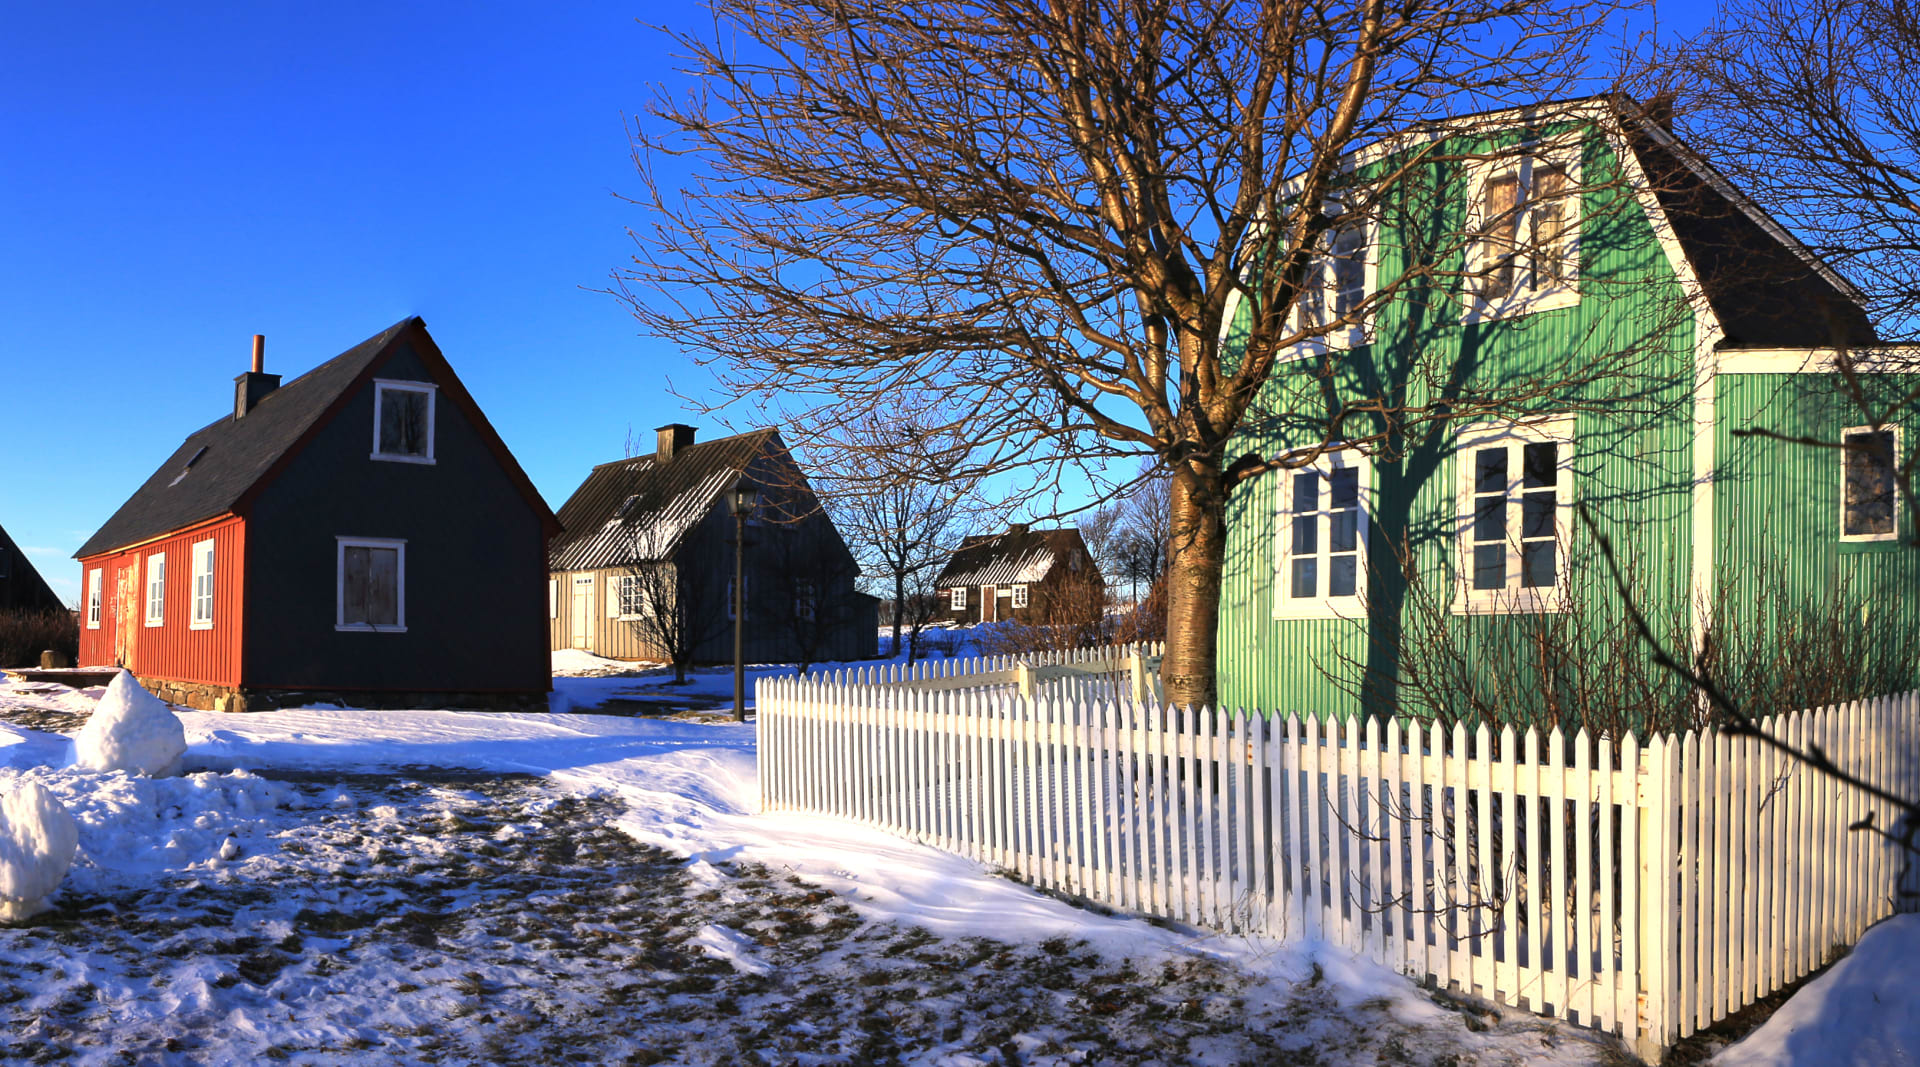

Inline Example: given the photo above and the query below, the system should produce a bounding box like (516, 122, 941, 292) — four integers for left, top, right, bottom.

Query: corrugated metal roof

(934, 527, 1091, 588)
(548, 429, 780, 571)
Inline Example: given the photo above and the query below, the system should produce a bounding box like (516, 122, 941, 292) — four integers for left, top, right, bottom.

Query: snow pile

(689, 923, 775, 976)
(0, 781, 79, 921)
(1715, 913, 1920, 1066)
(74, 672, 187, 776)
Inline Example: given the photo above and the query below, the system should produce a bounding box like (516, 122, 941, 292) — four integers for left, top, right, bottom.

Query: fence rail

(758, 666, 1919, 1060)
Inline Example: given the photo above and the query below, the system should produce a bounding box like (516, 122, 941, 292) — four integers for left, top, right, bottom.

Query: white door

(571, 575, 594, 650)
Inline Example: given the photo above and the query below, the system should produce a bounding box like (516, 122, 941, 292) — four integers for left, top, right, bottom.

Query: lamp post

(728, 478, 758, 723)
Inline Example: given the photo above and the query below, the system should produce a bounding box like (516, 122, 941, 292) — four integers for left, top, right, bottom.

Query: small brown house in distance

(935, 524, 1103, 625)
(74, 319, 559, 711)
(548, 425, 877, 666)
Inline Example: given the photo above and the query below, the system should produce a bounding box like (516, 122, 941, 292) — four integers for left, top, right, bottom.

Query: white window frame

(1462, 139, 1583, 323)
(615, 573, 648, 619)
(144, 552, 166, 627)
(1840, 424, 1903, 543)
(1285, 210, 1376, 359)
(370, 379, 438, 464)
(949, 586, 967, 611)
(1011, 583, 1029, 609)
(86, 568, 102, 629)
(335, 536, 407, 632)
(190, 538, 215, 630)
(1272, 449, 1371, 619)
(549, 578, 558, 620)
(1452, 416, 1576, 615)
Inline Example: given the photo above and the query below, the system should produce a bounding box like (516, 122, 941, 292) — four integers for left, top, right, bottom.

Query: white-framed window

(1289, 214, 1373, 355)
(549, 578, 558, 620)
(617, 573, 648, 618)
(336, 536, 406, 631)
(1464, 142, 1581, 321)
(144, 553, 166, 627)
(86, 568, 102, 629)
(1011, 583, 1029, 609)
(190, 539, 215, 629)
(1453, 417, 1574, 614)
(795, 580, 817, 622)
(370, 379, 436, 464)
(949, 586, 967, 610)
(1842, 425, 1902, 542)
(1273, 450, 1370, 618)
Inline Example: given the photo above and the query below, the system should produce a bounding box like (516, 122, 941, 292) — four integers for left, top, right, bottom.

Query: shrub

(0, 607, 79, 669)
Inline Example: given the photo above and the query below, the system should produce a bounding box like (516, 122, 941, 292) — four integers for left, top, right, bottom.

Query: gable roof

(1614, 99, 1876, 349)
(0, 521, 64, 611)
(76, 318, 557, 559)
(548, 428, 782, 572)
(935, 526, 1093, 589)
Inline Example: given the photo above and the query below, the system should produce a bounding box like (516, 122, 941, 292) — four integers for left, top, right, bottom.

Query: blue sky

(3, 2, 1715, 605)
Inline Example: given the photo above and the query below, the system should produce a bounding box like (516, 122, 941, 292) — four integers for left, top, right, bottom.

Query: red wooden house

(75, 319, 559, 711)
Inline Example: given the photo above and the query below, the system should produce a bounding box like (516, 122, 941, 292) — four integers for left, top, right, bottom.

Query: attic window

(167, 446, 208, 487)
(1464, 141, 1582, 321)
(372, 380, 436, 464)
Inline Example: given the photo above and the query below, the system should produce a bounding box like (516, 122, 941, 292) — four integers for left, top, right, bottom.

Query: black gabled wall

(240, 339, 551, 695)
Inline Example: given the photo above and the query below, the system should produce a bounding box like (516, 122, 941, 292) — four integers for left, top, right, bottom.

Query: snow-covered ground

(0, 675, 1671, 1063)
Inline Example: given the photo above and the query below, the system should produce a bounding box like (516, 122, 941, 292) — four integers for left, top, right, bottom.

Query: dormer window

(372, 380, 436, 464)
(1292, 219, 1371, 353)
(1465, 143, 1581, 320)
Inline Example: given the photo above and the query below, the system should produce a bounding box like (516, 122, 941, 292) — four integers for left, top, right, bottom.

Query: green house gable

(1217, 97, 1915, 736)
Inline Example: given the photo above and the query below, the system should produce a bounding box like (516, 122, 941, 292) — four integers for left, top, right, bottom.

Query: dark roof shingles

(547, 429, 780, 571)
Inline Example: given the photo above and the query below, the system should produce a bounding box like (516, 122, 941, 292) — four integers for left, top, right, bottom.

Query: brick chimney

(1008, 522, 1031, 535)
(233, 334, 281, 419)
(655, 423, 696, 461)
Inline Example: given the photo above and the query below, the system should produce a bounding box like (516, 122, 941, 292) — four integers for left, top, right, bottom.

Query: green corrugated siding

(1219, 124, 1698, 729)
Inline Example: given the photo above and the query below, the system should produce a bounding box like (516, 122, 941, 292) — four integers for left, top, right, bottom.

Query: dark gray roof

(1616, 99, 1876, 348)
(76, 319, 415, 559)
(935, 527, 1094, 588)
(548, 429, 783, 571)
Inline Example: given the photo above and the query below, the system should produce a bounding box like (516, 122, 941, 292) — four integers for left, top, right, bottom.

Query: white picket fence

(757, 672, 1920, 1060)
(836, 642, 1163, 701)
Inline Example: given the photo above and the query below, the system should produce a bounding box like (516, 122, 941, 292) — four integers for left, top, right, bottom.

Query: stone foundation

(133, 676, 549, 713)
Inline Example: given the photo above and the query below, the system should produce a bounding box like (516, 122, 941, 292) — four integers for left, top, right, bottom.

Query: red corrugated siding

(77, 517, 244, 686)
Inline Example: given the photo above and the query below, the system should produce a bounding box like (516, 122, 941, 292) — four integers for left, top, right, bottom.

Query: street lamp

(728, 478, 759, 723)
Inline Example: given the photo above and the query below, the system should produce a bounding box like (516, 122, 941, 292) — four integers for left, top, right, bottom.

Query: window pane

(344, 547, 371, 624)
(1845, 430, 1897, 536)
(1530, 167, 1571, 287)
(367, 548, 398, 625)
(1328, 467, 1359, 510)
(1481, 175, 1520, 297)
(1475, 448, 1507, 494)
(1331, 229, 1366, 316)
(1291, 558, 1317, 599)
(1329, 510, 1358, 553)
(1523, 442, 1557, 487)
(1293, 513, 1318, 554)
(1292, 472, 1319, 514)
(1473, 544, 1505, 590)
(1328, 555, 1357, 597)
(1521, 541, 1557, 588)
(380, 389, 429, 456)
(1473, 496, 1505, 542)
(1522, 490, 1556, 539)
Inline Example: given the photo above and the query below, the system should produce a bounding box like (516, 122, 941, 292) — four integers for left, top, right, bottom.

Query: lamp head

(729, 479, 759, 517)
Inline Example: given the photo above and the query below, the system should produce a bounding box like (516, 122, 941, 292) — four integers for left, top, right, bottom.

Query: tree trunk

(1161, 460, 1228, 710)
(892, 571, 906, 658)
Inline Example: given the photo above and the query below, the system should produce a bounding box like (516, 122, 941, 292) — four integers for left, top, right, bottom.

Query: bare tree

(613, 560, 731, 684)
(621, 0, 1651, 706)
(812, 412, 982, 660)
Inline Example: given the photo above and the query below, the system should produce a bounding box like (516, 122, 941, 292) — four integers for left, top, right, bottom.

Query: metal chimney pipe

(251, 335, 265, 373)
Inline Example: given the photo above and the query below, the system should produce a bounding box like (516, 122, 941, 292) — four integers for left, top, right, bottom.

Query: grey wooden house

(547, 425, 877, 665)
(0, 521, 64, 613)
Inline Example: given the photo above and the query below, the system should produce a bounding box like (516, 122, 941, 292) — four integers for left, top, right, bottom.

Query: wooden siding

(1218, 123, 1699, 724)
(76, 515, 244, 686)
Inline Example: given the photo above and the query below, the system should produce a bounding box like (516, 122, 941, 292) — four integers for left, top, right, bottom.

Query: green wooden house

(1218, 95, 1916, 733)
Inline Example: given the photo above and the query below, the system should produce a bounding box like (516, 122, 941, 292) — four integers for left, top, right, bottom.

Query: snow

(0, 781, 77, 921)
(0, 675, 1640, 1063)
(73, 670, 187, 776)
(1713, 913, 1920, 1066)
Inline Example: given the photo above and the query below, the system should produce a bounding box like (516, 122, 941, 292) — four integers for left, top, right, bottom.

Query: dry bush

(0, 607, 78, 669)
(973, 575, 1114, 657)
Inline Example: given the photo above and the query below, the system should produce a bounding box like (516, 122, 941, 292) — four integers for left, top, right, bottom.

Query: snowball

(0, 781, 79, 921)
(75, 672, 188, 777)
